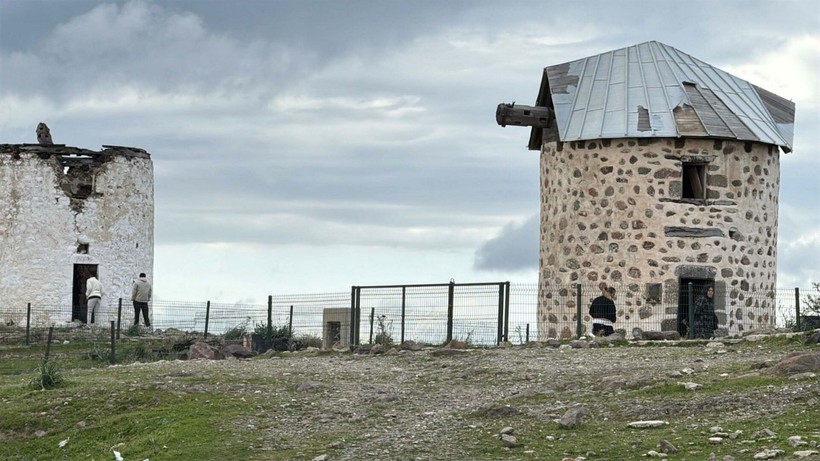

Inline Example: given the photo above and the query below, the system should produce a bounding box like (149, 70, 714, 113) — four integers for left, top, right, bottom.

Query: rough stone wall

(0, 149, 154, 325)
(538, 138, 779, 339)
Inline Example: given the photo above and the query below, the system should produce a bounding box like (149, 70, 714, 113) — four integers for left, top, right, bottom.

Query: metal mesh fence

(1, 284, 817, 350)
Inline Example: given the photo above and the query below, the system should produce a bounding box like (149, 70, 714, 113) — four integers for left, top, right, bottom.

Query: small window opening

(682, 163, 706, 199)
(77, 243, 89, 254)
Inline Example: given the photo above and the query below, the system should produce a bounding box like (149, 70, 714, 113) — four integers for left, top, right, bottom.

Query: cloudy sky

(1, 0, 818, 302)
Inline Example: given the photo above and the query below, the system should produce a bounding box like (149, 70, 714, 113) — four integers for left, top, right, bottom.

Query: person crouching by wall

(589, 283, 617, 337)
(132, 273, 152, 327)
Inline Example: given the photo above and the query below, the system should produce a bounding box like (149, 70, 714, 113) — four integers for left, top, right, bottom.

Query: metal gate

(349, 281, 510, 346)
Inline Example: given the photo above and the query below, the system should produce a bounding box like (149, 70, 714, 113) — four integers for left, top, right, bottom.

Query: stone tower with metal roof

(0, 128, 154, 327)
(497, 41, 795, 339)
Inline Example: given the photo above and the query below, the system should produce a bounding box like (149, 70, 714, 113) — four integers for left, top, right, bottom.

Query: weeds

(374, 315, 394, 347)
(30, 359, 64, 390)
(223, 321, 248, 340)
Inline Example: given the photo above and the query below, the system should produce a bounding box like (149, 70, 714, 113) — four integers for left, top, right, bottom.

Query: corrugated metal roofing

(529, 41, 795, 152)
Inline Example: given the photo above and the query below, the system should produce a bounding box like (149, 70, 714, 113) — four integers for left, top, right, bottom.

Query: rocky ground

(112, 333, 820, 460)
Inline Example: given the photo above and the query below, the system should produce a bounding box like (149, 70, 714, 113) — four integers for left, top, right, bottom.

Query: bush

(252, 322, 293, 352)
(223, 323, 248, 340)
(295, 333, 322, 349)
(374, 315, 393, 347)
(31, 360, 65, 390)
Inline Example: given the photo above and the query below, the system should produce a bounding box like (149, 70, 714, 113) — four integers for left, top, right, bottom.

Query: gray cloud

(474, 214, 539, 271)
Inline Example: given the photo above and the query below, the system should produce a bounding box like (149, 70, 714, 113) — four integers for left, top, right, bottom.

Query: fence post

(504, 281, 511, 342)
(525, 323, 530, 343)
(26, 303, 31, 346)
(110, 321, 116, 365)
(204, 301, 211, 339)
(369, 308, 375, 344)
(497, 283, 504, 344)
(116, 298, 122, 340)
(400, 287, 406, 344)
(795, 287, 801, 331)
(44, 326, 54, 362)
(289, 305, 294, 334)
(446, 280, 455, 344)
(349, 286, 356, 348)
(575, 284, 583, 338)
(688, 282, 695, 339)
(355, 287, 361, 345)
(267, 296, 273, 345)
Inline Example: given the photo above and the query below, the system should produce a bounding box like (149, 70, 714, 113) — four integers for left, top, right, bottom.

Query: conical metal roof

(529, 41, 795, 152)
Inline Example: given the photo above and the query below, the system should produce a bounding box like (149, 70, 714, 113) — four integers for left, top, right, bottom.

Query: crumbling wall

(0, 145, 154, 325)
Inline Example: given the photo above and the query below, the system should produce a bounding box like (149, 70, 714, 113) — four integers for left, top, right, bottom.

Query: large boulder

(188, 342, 224, 360)
(770, 351, 820, 376)
(221, 344, 256, 359)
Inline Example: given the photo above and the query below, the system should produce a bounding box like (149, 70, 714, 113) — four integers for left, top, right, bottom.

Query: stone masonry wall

(538, 138, 779, 339)
(0, 149, 154, 326)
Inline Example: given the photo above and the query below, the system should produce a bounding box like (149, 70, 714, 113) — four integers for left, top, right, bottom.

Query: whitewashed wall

(0, 146, 154, 326)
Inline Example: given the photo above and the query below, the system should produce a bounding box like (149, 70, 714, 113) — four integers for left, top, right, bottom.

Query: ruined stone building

(0, 127, 154, 326)
(497, 41, 795, 338)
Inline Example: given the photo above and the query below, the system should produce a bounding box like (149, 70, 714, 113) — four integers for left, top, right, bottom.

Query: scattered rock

(806, 330, 820, 345)
(34, 430, 46, 437)
(789, 436, 808, 447)
(645, 449, 666, 457)
(794, 450, 820, 458)
(658, 439, 678, 453)
(752, 428, 777, 440)
(221, 344, 256, 359)
(642, 331, 681, 340)
(446, 340, 467, 349)
(500, 433, 517, 448)
(370, 344, 386, 355)
(187, 342, 224, 360)
(680, 382, 702, 391)
(558, 406, 589, 428)
(709, 437, 723, 444)
(400, 340, 422, 351)
(499, 427, 513, 435)
(753, 448, 784, 459)
(771, 352, 820, 375)
(627, 420, 667, 429)
(312, 455, 329, 461)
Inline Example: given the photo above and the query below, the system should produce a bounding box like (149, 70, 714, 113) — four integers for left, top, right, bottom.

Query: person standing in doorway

(693, 285, 718, 339)
(131, 273, 152, 327)
(85, 275, 103, 326)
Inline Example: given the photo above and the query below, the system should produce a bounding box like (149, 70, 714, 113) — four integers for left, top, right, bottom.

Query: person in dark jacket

(693, 285, 718, 339)
(589, 283, 616, 336)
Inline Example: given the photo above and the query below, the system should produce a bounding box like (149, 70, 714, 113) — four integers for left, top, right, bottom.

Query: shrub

(374, 315, 393, 347)
(223, 323, 248, 340)
(31, 360, 65, 390)
(252, 322, 293, 352)
(124, 324, 142, 337)
(295, 333, 322, 349)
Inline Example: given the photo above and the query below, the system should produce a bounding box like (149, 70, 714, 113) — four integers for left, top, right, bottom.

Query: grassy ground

(1, 334, 818, 460)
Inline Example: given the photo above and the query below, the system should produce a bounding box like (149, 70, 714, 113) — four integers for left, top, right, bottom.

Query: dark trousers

(133, 301, 150, 326)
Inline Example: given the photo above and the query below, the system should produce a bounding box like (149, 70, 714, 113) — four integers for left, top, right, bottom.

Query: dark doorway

(72, 264, 98, 323)
(677, 278, 712, 337)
